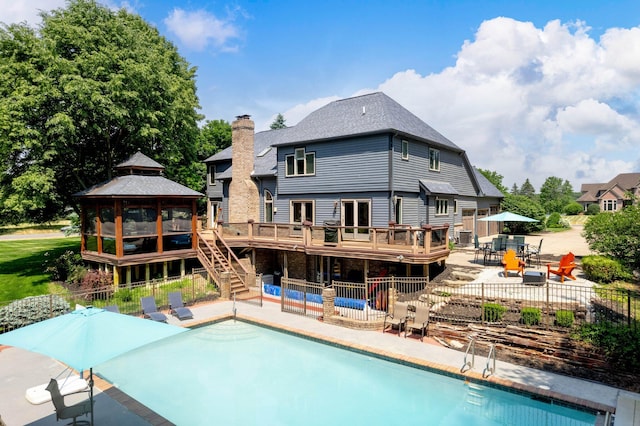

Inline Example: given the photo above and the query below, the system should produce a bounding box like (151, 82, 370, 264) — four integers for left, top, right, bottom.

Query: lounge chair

(383, 302, 409, 336)
(45, 378, 91, 425)
(168, 291, 193, 320)
(140, 296, 168, 322)
(502, 249, 525, 277)
(405, 304, 430, 341)
(547, 252, 577, 283)
(104, 305, 120, 313)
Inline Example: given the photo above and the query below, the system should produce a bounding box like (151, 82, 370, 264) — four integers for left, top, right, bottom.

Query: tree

(510, 183, 519, 195)
(539, 177, 574, 213)
(270, 113, 287, 129)
(0, 0, 202, 224)
(583, 205, 640, 270)
(500, 193, 545, 234)
(519, 179, 536, 199)
(476, 168, 508, 194)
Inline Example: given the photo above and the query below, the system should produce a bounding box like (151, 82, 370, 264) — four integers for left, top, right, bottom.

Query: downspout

(388, 133, 395, 222)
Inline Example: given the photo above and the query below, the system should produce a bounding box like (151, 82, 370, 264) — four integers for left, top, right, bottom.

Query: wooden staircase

(197, 230, 251, 296)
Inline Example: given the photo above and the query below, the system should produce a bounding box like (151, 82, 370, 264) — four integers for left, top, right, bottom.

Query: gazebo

(74, 152, 203, 285)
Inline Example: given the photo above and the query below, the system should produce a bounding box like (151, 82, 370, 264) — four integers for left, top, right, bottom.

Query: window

(264, 190, 274, 223)
(603, 200, 617, 211)
(208, 164, 216, 185)
(454, 199, 458, 215)
(394, 197, 403, 224)
(436, 198, 448, 215)
(291, 201, 314, 225)
(429, 148, 440, 171)
(286, 148, 315, 176)
(401, 140, 409, 160)
(342, 200, 370, 236)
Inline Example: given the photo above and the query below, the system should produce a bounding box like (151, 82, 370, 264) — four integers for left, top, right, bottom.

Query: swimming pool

(95, 320, 595, 425)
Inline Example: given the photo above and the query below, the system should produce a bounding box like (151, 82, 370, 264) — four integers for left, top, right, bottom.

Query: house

(577, 173, 640, 212)
(202, 92, 502, 284)
(74, 151, 203, 285)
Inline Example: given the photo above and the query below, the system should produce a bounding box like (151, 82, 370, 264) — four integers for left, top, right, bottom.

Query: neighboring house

(74, 151, 203, 285)
(577, 173, 640, 212)
(203, 92, 503, 283)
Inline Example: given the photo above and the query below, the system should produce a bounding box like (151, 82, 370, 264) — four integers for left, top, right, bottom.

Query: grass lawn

(0, 237, 80, 302)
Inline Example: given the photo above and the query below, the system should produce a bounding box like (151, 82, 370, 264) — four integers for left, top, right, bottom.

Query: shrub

(43, 249, 83, 282)
(577, 323, 640, 373)
(585, 203, 600, 215)
(78, 270, 114, 301)
(483, 303, 507, 322)
(563, 202, 583, 215)
(520, 307, 541, 326)
(115, 288, 133, 303)
(545, 212, 563, 228)
(0, 295, 70, 331)
(581, 255, 633, 283)
(555, 310, 574, 327)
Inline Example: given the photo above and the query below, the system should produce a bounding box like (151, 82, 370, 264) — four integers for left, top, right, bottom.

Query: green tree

(539, 177, 574, 213)
(500, 193, 545, 234)
(519, 179, 536, 199)
(510, 183, 519, 195)
(583, 205, 640, 269)
(0, 0, 202, 224)
(197, 120, 232, 159)
(270, 113, 287, 129)
(477, 168, 508, 194)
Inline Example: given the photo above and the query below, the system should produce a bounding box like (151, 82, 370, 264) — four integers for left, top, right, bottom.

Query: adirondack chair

(502, 249, 525, 277)
(547, 252, 577, 283)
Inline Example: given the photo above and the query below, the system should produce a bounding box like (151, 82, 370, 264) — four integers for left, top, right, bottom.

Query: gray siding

(277, 135, 389, 195)
(257, 177, 277, 222)
(205, 161, 230, 198)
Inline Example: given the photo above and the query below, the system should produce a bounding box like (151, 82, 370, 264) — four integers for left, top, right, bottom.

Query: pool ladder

(461, 335, 497, 377)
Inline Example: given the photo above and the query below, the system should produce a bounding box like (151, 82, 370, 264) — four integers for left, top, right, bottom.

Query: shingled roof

(74, 152, 202, 198)
(272, 92, 461, 151)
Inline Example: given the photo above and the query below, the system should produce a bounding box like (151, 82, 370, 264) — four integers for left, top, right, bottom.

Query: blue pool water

(95, 321, 595, 425)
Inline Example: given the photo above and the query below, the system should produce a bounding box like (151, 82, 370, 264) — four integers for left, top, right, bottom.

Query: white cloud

(283, 17, 640, 190)
(164, 8, 240, 52)
(0, 0, 65, 26)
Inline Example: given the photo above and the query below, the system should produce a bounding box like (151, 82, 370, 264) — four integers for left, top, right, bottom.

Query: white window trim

(401, 140, 409, 160)
(290, 200, 315, 225)
(208, 164, 216, 185)
(264, 190, 274, 223)
(429, 148, 440, 171)
(285, 148, 316, 177)
(436, 198, 448, 216)
(394, 196, 403, 224)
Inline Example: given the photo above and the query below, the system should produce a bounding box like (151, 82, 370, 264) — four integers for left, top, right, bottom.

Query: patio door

(291, 201, 314, 235)
(342, 200, 370, 240)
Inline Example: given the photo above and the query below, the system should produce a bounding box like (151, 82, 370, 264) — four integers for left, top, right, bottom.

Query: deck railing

(217, 221, 450, 255)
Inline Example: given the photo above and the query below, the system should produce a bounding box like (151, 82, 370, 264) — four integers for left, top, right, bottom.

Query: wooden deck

(202, 222, 451, 264)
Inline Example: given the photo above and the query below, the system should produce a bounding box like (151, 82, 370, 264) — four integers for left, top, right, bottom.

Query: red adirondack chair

(547, 252, 577, 283)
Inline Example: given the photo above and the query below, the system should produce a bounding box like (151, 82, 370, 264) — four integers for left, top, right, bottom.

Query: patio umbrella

(0, 307, 186, 425)
(478, 211, 539, 222)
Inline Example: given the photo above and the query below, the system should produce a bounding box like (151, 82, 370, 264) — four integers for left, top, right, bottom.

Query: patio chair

(526, 239, 543, 267)
(502, 249, 525, 277)
(140, 296, 168, 322)
(168, 291, 193, 320)
(383, 302, 409, 336)
(473, 234, 483, 263)
(45, 378, 91, 425)
(547, 252, 577, 283)
(483, 238, 501, 265)
(405, 304, 430, 341)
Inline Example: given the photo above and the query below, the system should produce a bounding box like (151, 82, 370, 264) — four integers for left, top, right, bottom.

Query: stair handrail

(197, 230, 250, 290)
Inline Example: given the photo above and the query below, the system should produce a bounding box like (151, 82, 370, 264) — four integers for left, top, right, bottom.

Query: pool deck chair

(168, 291, 193, 320)
(104, 305, 120, 313)
(383, 302, 409, 336)
(45, 378, 91, 426)
(140, 296, 168, 322)
(547, 252, 577, 283)
(405, 305, 430, 341)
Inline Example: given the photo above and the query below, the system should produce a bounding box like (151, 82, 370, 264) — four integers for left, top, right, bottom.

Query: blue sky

(2, 1, 640, 190)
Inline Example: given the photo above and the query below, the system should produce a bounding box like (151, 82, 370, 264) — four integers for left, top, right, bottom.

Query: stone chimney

(228, 115, 260, 223)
